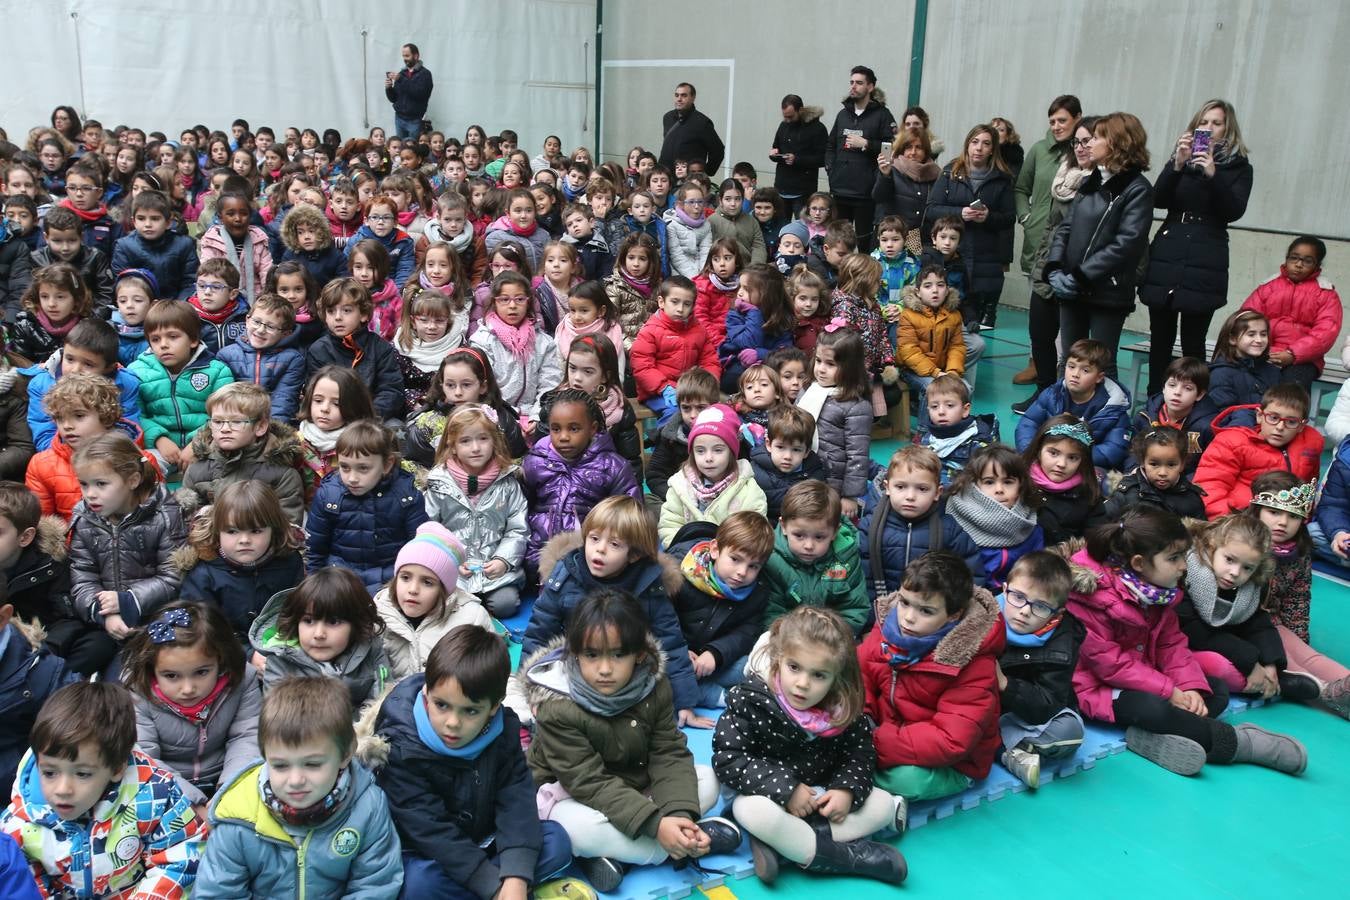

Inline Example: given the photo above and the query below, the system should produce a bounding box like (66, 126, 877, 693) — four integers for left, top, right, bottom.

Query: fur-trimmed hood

(901, 282, 960, 313)
(876, 584, 1003, 669)
(538, 530, 683, 598)
(352, 681, 397, 769)
(518, 631, 667, 713)
(35, 515, 68, 562)
(798, 105, 824, 124)
(279, 201, 334, 252)
(1047, 537, 1102, 596)
(10, 617, 47, 651)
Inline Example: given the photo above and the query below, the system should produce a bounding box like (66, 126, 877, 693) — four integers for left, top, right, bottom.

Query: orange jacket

(27, 421, 156, 520)
(895, 283, 966, 377)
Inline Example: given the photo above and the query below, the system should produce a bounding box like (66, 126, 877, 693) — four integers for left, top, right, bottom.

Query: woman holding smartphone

(1139, 99, 1254, 394)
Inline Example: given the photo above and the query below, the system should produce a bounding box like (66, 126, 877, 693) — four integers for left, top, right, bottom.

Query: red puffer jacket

(26, 420, 155, 520)
(1194, 404, 1324, 518)
(858, 587, 1005, 779)
(1066, 549, 1208, 722)
(629, 309, 721, 401)
(1240, 267, 1342, 373)
(693, 274, 735, 349)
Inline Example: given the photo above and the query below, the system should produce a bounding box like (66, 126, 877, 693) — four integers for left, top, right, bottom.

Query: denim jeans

(399, 821, 572, 899)
(697, 654, 749, 707)
(394, 115, 423, 142)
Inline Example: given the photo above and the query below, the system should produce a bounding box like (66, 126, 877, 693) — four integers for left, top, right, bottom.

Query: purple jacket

(522, 432, 640, 571)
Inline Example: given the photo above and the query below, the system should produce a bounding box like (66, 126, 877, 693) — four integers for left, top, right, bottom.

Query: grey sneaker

(892, 794, 909, 835)
(576, 857, 625, 893)
(1002, 746, 1041, 789)
(1125, 727, 1206, 776)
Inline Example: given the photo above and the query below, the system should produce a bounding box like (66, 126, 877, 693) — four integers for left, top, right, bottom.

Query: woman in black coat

(770, 94, 828, 217)
(872, 129, 941, 250)
(923, 123, 1017, 328)
(1139, 99, 1253, 394)
(1043, 112, 1154, 378)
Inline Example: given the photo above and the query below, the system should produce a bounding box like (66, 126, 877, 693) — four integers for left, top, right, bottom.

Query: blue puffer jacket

(0, 622, 76, 794)
(216, 334, 306, 423)
(193, 298, 251, 356)
(282, 245, 346, 287)
(1316, 438, 1350, 543)
(1014, 376, 1131, 469)
(179, 549, 305, 645)
(305, 467, 429, 593)
(110, 230, 199, 299)
(524, 535, 699, 713)
(1207, 356, 1279, 423)
(345, 225, 416, 289)
(718, 305, 794, 388)
(860, 485, 985, 601)
(26, 362, 141, 451)
(197, 759, 403, 900)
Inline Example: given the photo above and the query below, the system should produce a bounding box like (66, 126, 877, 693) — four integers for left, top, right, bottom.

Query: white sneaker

(1002, 746, 1041, 789)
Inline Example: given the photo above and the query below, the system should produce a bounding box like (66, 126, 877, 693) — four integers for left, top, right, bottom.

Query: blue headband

(1046, 422, 1093, 446)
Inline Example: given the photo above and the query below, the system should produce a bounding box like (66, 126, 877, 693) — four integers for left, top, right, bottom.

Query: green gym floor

(733, 307, 1350, 898)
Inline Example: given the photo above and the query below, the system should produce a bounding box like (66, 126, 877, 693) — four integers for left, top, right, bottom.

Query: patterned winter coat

(2, 748, 206, 899)
(69, 484, 187, 627)
(422, 463, 528, 594)
(602, 273, 655, 349)
(521, 432, 641, 571)
(305, 466, 429, 594)
(830, 289, 893, 375)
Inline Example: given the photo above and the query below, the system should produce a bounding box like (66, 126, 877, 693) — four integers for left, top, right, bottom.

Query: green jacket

(762, 519, 869, 634)
(522, 636, 700, 840)
(128, 345, 235, 448)
(1013, 131, 1070, 274)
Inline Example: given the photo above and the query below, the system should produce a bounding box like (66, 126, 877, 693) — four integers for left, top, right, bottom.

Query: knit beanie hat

(778, 221, 810, 247)
(688, 403, 742, 454)
(395, 522, 467, 594)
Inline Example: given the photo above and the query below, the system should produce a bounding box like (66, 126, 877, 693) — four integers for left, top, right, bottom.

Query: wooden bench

(1120, 339, 1347, 416)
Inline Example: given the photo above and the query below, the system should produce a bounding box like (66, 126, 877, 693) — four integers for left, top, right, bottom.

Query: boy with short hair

(374, 624, 572, 897)
(859, 551, 1004, 801)
(190, 257, 251, 354)
(216, 292, 305, 422)
(668, 511, 775, 707)
(921, 216, 971, 308)
(31, 206, 114, 311)
(306, 277, 406, 421)
(1196, 382, 1324, 518)
(327, 177, 365, 250)
(629, 276, 721, 427)
(111, 190, 198, 299)
(197, 677, 404, 899)
(897, 264, 969, 424)
(128, 300, 235, 475)
(750, 405, 825, 521)
(914, 374, 999, 486)
(1129, 355, 1217, 474)
(588, 179, 624, 254)
(58, 160, 122, 258)
(1, 681, 207, 897)
(646, 366, 720, 504)
(1015, 339, 1131, 469)
(3, 194, 41, 257)
(181, 382, 306, 525)
(806, 219, 854, 289)
(994, 550, 1086, 788)
(561, 158, 591, 203)
(761, 480, 869, 635)
(872, 214, 920, 329)
(561, 201, 613, 280)
(861, 445, 983, 601)
(26, 317, 141, 451)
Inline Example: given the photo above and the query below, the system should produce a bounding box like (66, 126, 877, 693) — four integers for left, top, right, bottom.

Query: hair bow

(465, 402, 500, 426)
(1046, 421, 1093, 446)
(146, 608, 192, 644)
(823, 316, 849, 334)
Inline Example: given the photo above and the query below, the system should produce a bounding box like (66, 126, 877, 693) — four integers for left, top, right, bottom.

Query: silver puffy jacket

(423, 464, 529, 593)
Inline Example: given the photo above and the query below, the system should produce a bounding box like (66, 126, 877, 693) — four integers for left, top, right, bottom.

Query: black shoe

(980, 308, 998, 330)
(1012, 391, 1041, 416)
(1279, 670, 1322, 703)
(697, 816, 743, 855)
(805, 832, 907, 884)
(750, 835, 780, 884)
(577, 857, 625, 893)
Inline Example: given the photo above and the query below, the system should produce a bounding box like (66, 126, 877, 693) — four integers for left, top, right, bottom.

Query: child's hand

(1170, 688, 1207, 716)
(459, 563, 474, 577)
(481, 559, 508, 579)
(250, 651, 267, 671)
(178, 444, 196, 468)
(1269, 350, 1295, 367)
(734, 298, 756, 313)
(817, 789, 853, 823)
(494, 877, 529, 900)
(1262, 663, 1281, 698)
(841, 498, 860, 521)
(737, 348, 760, 367)
(691, 651, 717, 677)
(1334, 532, 1350, 558)
(678, 708, 715, 729)
(103, 614, 130, 640)
(656, 816, 699, 859)
(155, 437, 181, 467)
(786, 783, 819, 818)
(96, 591, 122, 616)
(881, 303, 901, 322)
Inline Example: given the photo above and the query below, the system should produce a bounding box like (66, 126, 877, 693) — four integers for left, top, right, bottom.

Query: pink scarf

(1029, 461, 1083, 493)
(397, 207, 418, 227)
(491, 215, 538, 237)
(36, 310, 80, 340)
(369, 279, 402, 341)
(484, 310, 535, 362)
(599, 385, 625, 427)
(686, 462, 737, 511)
(619, 268, 653, 297)
(772, 675, 844, 737)
(444, 458, 502, 499)
(419, 269, 454, 295)
(152, 674, 231, 723)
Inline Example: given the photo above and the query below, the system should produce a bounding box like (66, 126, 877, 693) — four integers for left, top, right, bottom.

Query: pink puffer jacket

(1240, 267, 1342, 373)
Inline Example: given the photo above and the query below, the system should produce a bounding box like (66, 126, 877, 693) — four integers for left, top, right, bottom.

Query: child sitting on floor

(914, 374, 998, 487)
(751, 405, 826, 523)
(945, 444, 1044, 588)
(1024, 415, 1107, 547)
(762, 481, 870, 636)
(659, 404, 767, 547)
(1104, 426, 1208, 521)
(1129, 356, 1216, 475)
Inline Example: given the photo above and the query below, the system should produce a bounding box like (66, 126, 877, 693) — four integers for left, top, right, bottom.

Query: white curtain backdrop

(0, 0, 596, 153)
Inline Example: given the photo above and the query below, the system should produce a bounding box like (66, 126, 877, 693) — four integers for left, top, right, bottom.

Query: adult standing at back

(824, 66, 896, 252)
(1012, 95, 1081, 388)
(659, 83, 725, 175)
(385, 43, 434, 142)
(770, 94, 828, 217)
(1139, 99, 1254, 394)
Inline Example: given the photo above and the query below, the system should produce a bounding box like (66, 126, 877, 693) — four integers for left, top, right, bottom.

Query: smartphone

(878, 143, 893, 165)
(1191, 129, 1211, 157)
(970, 198, 986, 211)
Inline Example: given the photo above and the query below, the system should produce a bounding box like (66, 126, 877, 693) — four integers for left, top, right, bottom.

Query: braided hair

(541, 386, 605, 430)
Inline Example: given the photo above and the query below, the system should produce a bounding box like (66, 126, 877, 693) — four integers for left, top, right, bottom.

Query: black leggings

(1058, 304, 1129, 380)
(1029, 289, 1061, 389)
(1112, 675, 1235, 760)
(1147, 307, 1214, 395)
(1279, 363, 1320, 391)
(44, 619, 118, 676)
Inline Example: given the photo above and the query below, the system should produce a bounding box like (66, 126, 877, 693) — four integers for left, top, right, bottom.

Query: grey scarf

(946, 487, 1038, 547)
(564, 653, 658, 717)
(1185, 549, 1261, 628)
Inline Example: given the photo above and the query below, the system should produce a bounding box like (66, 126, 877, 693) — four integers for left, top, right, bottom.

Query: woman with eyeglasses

(1140, 99, 1254, 395)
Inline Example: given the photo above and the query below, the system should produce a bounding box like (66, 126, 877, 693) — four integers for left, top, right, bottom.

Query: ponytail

(1084, 505, 1188, 564)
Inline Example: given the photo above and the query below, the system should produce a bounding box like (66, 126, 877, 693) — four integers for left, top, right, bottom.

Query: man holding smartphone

(824, 65, 896, 252)
(386, 43, 434, 142)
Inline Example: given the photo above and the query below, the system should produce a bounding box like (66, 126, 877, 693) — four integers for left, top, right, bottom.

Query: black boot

(1279, 671, 1322, 703)
(804, 829, 907, 884)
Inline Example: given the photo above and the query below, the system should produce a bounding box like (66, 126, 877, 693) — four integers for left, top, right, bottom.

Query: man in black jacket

(385, 43, 434, 141)
(659, 82, 725, 175)
(824, 66, 896, 252)
(770, 94, 828, 216)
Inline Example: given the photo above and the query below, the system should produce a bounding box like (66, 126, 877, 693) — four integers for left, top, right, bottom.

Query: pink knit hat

(395, 522, 467, 594)
(687, 403, 742, 453)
